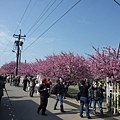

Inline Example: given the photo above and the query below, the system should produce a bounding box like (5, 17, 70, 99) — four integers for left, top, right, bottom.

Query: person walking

(85, 78, 92, 108)
(29, 76, 36, 97)
(23, 75, 29, 91)
(88, 84, 93, 108)
(16, 75, 20, 87)
(37, 78, 50, 116)
(90, 81, 104, 115)
(63, 81, 69, 99)
(47, 78, 52, 94)
(53, 78, 65, 112)
(79, 80, 91, 119)
(98, 83, 105, 107)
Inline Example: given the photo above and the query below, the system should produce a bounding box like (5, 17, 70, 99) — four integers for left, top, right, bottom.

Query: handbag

(75, 92, 81, 101)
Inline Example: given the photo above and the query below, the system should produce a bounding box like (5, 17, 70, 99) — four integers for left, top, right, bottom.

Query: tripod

(4, 87, 12, 106)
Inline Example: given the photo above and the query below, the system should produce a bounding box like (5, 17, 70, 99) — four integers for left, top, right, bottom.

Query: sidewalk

(0, 83, 119, 120)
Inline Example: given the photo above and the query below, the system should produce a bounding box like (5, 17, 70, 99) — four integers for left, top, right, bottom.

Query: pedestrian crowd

(0, 74, 105, 119)
(79, 78, 105, 119)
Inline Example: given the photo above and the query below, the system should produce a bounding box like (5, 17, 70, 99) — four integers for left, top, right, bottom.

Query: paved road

(0, 83, 119, 120)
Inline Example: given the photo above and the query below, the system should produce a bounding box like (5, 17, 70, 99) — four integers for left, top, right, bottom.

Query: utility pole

(13, 29, 26, 76)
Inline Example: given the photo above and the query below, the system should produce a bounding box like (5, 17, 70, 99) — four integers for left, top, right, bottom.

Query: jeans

(88, 96, 92, 107)
(54, 94, 63, 109)
(92, 98, 103, 115)
(29, 86, 35, 97)
(80, 97, 90, 118)
(13, 81, 17, 86)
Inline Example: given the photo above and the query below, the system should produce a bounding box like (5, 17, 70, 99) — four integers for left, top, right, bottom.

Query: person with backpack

(53, 78, 65, 112)
(90, 81, 104, 115)
(51, 84, 57, 95)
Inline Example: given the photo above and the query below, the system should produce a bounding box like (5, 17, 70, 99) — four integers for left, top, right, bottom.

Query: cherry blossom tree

(31, 52, 92, 82)
(1, 46, 119, 82)
(19, 62, 34, 76)
(0, 61, 16, 74)
(87, 46, 120, 81)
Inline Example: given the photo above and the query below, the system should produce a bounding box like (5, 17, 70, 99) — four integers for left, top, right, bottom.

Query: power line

(0, 50, 13, 52)
(1, 53, 16, 65)
(14, 0, 32, 34)
(113, 0, 120, 6)
(0, 38, 13, 65)
(21, 0, 38, 29)
(0, 0, 32, 67)
(27, 0, 63, 39)
(0, 41, 11, 57)
(23, 0, 82, 52)
(26, 0, 56, 36)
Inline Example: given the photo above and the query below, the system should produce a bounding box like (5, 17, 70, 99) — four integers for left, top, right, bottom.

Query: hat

(42, 78, 47, 82)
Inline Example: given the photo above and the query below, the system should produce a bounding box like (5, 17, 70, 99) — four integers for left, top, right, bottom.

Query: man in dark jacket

(37, 78, 50, 116)
(90, 81, 104, 115)
(23, 75, 29, 91)
(53, 78, 65, 112)
(79, 80, 91, 119)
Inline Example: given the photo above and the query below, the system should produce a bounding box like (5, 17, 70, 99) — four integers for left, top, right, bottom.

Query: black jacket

(90, 86, 104, 100)
(38, 83, 49, 98)
(56, 83, 64, 95)
(79, 85, 89, 98)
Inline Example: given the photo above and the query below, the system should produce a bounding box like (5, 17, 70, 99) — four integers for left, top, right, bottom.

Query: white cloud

(0, 25, 15, 67)
(0, 25, 14, 48)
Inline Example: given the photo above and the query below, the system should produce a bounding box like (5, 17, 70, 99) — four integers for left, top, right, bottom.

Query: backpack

(51, 85, 57, 95)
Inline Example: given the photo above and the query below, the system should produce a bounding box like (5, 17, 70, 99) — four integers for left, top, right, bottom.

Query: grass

(67, 85, 79, 98)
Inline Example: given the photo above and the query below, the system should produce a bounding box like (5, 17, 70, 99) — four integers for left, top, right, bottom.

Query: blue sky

(0, 0, 120, 67)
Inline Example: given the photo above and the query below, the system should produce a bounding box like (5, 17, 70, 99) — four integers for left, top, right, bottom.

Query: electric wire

(21, 0, 38, 29)
(23, 0, 82, 52)
(0, 39, 13, 64)
(14, 0, 32, 34)
(1, 0, 81, 66)
(1, 0, 51, 66)
(8, 0, 32, 67)
(26, 0, 56, 36)
(0, 50, 13, 52)
(27, 0, 63, 39)
(113, 0, 120, 6)
(0, 41, 11, 54)
(0, 49, 16, 67)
